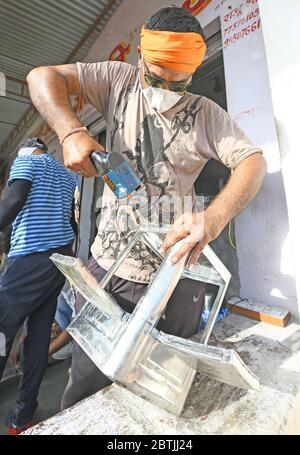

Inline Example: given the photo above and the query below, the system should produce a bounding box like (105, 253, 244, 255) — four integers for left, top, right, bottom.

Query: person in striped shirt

(0, 137, 76, 434)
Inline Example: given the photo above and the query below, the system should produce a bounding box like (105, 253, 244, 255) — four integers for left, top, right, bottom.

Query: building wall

(258, 0, 300, 314)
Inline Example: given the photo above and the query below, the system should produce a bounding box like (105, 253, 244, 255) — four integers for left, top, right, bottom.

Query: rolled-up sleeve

(203, 99, 263, 170)
(76, 60, 135, 121)
(76, 61, 112, 119)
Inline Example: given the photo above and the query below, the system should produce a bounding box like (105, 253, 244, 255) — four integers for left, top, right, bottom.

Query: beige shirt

(77, 61, 262, 283)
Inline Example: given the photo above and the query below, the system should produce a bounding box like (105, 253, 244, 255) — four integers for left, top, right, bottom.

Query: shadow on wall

(235, 170, 298, 317)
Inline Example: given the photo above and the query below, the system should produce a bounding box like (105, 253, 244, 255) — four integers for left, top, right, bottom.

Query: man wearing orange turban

(27, 6, 266, 412)
(140, 24, 206, 74)
(137, 10, 206, 113)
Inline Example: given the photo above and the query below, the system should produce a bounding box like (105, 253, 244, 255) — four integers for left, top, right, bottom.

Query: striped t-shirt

(8, 154, 76, 257)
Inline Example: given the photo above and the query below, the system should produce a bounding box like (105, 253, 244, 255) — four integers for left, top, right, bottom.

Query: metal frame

(51, 230, 259, 415)
(139, 230, 232, 345)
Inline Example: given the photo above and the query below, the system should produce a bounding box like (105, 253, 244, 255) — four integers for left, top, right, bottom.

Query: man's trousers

(0, 243, 72, 426)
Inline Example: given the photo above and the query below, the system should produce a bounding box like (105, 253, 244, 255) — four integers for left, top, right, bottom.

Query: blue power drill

(90, 151, 147, 208)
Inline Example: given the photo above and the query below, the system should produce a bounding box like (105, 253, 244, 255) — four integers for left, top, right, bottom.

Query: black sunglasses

(142, 59, 191, 93)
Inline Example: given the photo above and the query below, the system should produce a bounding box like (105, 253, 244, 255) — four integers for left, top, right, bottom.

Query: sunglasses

(142, 58, 191, 93)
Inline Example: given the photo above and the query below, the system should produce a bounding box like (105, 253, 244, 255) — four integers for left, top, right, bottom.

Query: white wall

(258, 0, 300, 315)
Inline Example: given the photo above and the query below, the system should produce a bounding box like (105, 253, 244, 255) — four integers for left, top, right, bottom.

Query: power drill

(90, 151, 147, 208)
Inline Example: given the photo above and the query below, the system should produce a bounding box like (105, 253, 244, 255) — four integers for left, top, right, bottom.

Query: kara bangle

(59, 126, 92, 145)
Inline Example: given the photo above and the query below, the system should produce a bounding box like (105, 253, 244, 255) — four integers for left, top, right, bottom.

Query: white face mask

(142, 86, 183, 113)
(18, 147, 37, 156)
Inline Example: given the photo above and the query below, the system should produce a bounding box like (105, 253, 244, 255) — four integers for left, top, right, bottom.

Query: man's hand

(62, 131, 105, 177)
(10, 344, 21, 369)
(9, 332, 26, 370)
(27, 64, 105, 177)
(160, 211, 226, 268)
(26, 64, 106, 178)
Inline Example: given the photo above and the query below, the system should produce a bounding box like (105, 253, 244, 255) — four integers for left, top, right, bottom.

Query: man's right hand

(27, 64, 105, 177)
(63, 131, 105, 177)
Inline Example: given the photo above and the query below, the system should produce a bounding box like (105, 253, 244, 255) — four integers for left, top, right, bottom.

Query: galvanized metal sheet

(157, 332, 260, 391)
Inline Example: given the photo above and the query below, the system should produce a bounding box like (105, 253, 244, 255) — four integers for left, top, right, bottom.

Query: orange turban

(140, 25, 206, 73)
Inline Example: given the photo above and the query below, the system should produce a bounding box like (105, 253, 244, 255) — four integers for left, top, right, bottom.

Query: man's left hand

(160, 211, 226, 268)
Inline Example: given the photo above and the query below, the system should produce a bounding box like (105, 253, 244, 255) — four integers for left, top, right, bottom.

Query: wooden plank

(227, 301, 291, 327)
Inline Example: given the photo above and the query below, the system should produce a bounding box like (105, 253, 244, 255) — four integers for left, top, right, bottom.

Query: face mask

(142, 86, 183, 113)
(18, 147, 37, 156)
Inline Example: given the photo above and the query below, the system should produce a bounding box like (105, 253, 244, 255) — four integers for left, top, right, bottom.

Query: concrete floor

(0, 358, 71, 435)
(24, 314, 300, 435)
